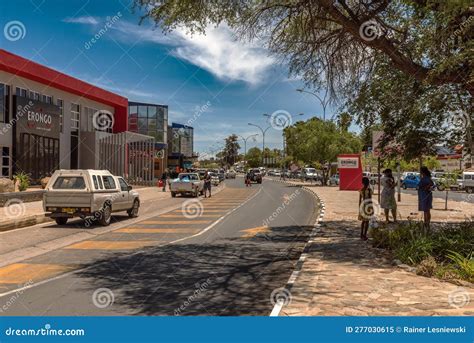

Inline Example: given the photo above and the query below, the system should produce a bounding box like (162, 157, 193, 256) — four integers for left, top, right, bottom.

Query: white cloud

(83, 19, 274, 85)
(63, 16, 99, 25)
(171, 25, 274, 85)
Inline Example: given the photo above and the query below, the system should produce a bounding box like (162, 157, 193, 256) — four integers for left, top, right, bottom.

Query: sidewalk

(278, 183, 474, 316)
(0, 186, 171, 232)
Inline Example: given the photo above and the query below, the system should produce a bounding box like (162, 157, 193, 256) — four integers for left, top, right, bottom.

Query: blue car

(401, 174, 420, 189)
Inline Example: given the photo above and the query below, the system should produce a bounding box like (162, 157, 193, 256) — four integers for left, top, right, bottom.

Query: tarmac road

(0, 178, 318, 316)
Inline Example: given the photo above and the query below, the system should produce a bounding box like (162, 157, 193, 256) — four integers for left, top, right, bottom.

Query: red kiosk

(337, 154, 363, 191)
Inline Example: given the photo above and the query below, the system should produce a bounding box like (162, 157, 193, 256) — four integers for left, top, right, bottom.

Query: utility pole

(237, 134, 258, 167)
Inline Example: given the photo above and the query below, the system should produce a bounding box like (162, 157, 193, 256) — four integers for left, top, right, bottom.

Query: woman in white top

(380, 168, 397, 223)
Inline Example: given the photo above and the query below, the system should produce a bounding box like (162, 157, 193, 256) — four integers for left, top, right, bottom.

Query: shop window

(148, 106, 157, 119)
(1, 147, 10, 177)
(57, 99, 63, 133)
(15, 87, 27, 98)
(42, 95, 52, 104)
(71, 103, 80, 132)
(129, 106, 138, 116)
(0, 84, 9, 123)
(138, 106, 147, 118)
(29, 91, 40, 101)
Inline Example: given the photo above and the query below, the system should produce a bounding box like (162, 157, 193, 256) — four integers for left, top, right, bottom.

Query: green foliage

(371, 221, 474, 282)
(284, 118, 362, 164)
(245, 147, 262, 168)
(220, 134, 240, 167)
(13, 172, 29, 192)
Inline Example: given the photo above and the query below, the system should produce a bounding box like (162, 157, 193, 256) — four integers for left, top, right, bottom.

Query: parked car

(431, 172, 446, 191)
(302, 168, 318, 181)
(401, 174, 420, 189)
(328, 174, 339, 186)
(369, 173, 381, 185)
(225, 169, 236, 179)
(43, 169, 140, 226)
(209, 172, 221, 186)
(169, 173, 204, 197)
(218, 169, 226, 182)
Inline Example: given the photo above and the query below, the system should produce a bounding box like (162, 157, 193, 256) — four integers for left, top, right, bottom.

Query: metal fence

(98, 131, 155, 186)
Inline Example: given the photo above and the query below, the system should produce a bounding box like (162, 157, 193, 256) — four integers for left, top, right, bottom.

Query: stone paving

(279, 184, 473, 316)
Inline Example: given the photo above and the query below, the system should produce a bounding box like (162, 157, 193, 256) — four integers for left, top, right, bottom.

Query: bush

(370, 220, 474, 283)
(13, 172, 29, 192)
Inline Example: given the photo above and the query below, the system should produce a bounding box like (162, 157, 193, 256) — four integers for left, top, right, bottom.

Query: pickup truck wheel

(55, 217, 68, 225)
(99, 204, 112, 226)
(127, 199, 139, 218)
(402, 183, 407, 190)
(467, 187, 473, 194)
(171, 192, 176, 198)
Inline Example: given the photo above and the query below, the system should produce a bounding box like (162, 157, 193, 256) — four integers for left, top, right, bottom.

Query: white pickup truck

(169, 173, 204, 197)
(43, 169, 140, 226)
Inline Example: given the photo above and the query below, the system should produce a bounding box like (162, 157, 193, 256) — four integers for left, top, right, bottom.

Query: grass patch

(370, 221, 474, 283)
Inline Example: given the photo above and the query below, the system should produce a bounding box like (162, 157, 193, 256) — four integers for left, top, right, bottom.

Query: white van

(462, 171, 474, 193)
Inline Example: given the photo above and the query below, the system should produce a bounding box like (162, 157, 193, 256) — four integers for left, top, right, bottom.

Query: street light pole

(237, 134, 258, 167)
(296, 88, 329, 121)
(248, 122, 271, 167)
(263, 113, 304, 168)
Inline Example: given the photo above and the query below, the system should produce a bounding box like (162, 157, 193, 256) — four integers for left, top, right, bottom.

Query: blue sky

(1, 0, 338, 155)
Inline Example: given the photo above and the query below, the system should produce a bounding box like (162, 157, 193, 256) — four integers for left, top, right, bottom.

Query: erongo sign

(13, 96, 61, 138)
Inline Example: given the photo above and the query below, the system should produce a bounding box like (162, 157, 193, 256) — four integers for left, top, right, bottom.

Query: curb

(268, 179, 326, 317)
(0, 214, 52, 232)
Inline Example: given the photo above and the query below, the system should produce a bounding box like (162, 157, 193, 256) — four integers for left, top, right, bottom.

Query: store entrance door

(17, 133, 59, 180)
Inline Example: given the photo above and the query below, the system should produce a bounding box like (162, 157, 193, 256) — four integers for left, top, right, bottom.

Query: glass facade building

(128, 102, 168, 144)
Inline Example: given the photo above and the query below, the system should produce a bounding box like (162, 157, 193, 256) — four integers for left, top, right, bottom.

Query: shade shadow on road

(78, 225, 314, 316)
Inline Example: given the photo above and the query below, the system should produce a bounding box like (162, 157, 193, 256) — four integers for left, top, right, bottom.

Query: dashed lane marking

(63, 240, 161, 250)
(115, 228, 200, 234)
(0, 263, 75, 284)
(158, 214, 222, 218)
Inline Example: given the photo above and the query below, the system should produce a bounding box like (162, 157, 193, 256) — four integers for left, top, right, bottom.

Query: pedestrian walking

(161, 169, 168, 192)
(358, 177, 373, 240)
(380, 168, 397, 223)
(418, 166, 434, 231)
(203, 171, 212, 198)
(245, 170, 252, 187)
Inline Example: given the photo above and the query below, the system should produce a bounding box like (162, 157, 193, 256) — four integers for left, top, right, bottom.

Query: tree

(135, 0, 473, 96)
(285, 117, 362, 183)
(246, 147, 262, 168)
(221, 134, 241, 167)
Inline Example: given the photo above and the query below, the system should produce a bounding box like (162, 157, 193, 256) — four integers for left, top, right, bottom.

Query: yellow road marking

(240, 226, 270, 238)
(140, 220, 211, 225)
(159, 214, 222, 218)
(171, 209, 226, 213)
(116, 228, 200, 234)
(64, 240, 160, 250)
(0, 263, 75, 284)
